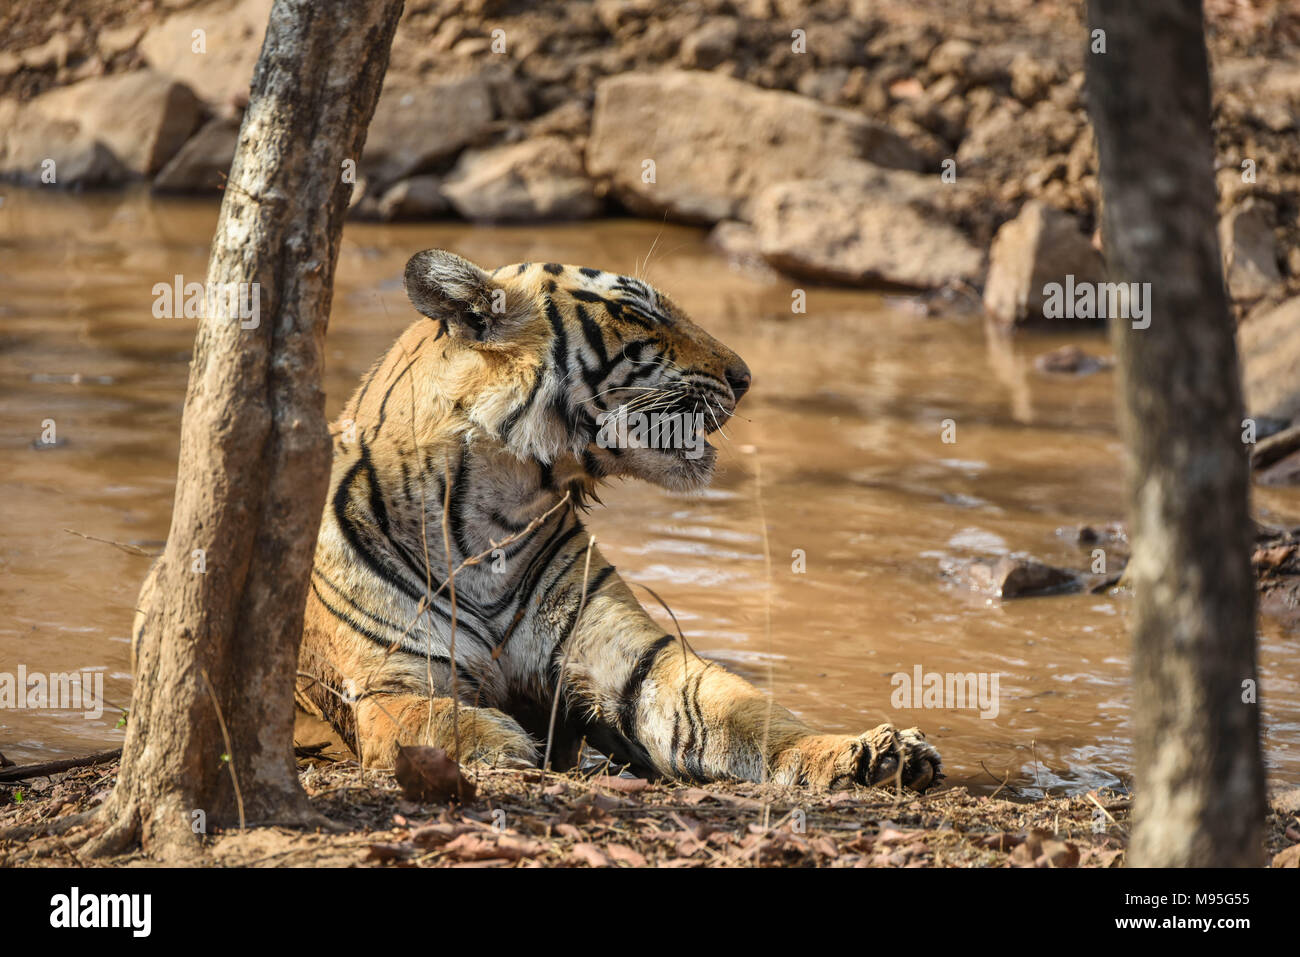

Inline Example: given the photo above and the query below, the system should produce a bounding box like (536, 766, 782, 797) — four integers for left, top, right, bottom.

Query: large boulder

(362, 76, 496, 190)
(0, 101, 127, 186)
(153, 117, 240, 193)
(587, 71, 927, 224)
(138, 0, 273, 109)
(1240, 296, 1300, 426)
(29, 69, 205, 176)
(750, 166, 983, 289)
(983, 200, 1104, 327)
(442, 136, 602, 223)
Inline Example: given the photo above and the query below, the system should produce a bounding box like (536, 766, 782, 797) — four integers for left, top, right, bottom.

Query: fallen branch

(1252, 423, 1300, 471)
(0, 749, 122, 783)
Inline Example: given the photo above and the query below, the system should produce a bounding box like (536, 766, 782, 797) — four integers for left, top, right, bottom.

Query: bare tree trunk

(1085, 0, 1264, 866)
(86, 0, 404, 858)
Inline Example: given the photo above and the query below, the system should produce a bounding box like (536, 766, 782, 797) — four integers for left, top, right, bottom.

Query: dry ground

(3, 750, 1297, 867)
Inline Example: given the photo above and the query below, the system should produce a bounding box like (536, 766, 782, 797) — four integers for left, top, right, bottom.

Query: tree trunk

(86, 0, 404, 858)
(1085, 0, 1265, 866)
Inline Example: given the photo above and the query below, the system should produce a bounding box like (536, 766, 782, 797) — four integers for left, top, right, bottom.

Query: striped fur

(296, 250, 941, 790)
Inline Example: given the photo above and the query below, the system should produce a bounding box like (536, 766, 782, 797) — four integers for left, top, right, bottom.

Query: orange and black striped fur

(296, 250, 941, 790)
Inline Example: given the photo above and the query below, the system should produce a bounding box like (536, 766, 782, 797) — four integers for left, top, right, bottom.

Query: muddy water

(2, 189, 1298, 794)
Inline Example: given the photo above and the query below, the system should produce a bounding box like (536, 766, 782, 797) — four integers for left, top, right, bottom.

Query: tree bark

(86, 0, 404, 857)
(1085, 0, 1265, 866)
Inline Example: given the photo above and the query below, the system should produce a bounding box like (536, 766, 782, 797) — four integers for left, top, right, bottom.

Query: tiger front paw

(774, 724, 942, 792)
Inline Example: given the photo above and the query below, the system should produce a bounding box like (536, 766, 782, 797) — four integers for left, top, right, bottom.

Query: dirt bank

(3, 750, 1298, 867)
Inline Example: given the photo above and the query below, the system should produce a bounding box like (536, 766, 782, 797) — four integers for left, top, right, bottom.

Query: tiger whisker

(703, 396, 731, 440)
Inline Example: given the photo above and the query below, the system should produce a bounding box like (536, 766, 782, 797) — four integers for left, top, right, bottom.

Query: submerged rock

(1032, 344, 1113, 376)
(965, 555, 1081, 599)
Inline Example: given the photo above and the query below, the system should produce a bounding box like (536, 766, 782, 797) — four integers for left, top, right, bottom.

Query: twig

(61, 528, 156, 557)
(981, 760, 1020, 799)
(200, 668, 245, 829)
(1085, 789, 1128, 835)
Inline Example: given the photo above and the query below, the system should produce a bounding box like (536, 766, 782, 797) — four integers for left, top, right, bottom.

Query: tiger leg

(563, 583, 941, 790)
(354, 693, 539, 770)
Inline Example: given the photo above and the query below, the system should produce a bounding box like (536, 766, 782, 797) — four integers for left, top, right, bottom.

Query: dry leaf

(394, 746, 476, 804)
(590, 775, 650, 794)
(605, 843, 647, 866)
(570, 842, 610, 867)
(366, 842, 413, 862)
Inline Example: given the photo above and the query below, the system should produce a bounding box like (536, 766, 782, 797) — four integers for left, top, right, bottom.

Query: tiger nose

(725, 366, 752, 402)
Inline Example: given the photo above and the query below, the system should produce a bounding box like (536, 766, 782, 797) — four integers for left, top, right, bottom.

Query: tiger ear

(403, 249, 531, 342)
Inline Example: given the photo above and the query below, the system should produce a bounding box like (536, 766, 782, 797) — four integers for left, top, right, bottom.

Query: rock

(442, 136, 602, 223)
(983, 200, 1104, 328)
(1009, 53, 1057, 104)
(1269, 787, 1300, 816)
(152, 117, 239, 192)
(957, 99, 1082, 180)
(707, 220, 774, 274)
(1240, 296, 1300, 425)
(377, 174, 450, 221)
(362, 75, 496, 190)
(751, 169, 983, 289)
(587, 71, 926, 224)
(0, 103, 128, 187)
(967, 555, 1080, 599)
(29, 69, 205, 176)
(528, 100, 591, 138)
(1033, 344, 1112, 376)
(19, 25, 86, 72)
(1220, 200, 1281, 302)
(796, 68, 852, 104)
(97, 23, 146, 60)
(138, 0, 272, 109)
(927, 39, 977, 80)
(680, 17, 740, 69)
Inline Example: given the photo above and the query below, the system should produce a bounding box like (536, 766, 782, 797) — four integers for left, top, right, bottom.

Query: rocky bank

(3, 0, 1300, 472)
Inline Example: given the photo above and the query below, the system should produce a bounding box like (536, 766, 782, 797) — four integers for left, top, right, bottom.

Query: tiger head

(403, 249, 751, 492)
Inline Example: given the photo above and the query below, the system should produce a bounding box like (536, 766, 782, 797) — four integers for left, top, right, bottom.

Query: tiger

(295, 249, 942, 791)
